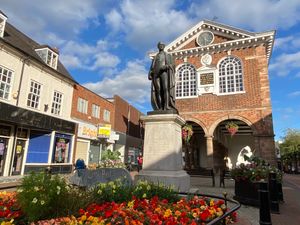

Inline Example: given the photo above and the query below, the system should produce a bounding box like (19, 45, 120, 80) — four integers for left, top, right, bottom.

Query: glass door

(0, 138, 8, 176)
(11, 139, 26, 175)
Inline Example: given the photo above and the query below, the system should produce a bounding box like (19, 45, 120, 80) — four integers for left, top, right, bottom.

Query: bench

(187, 168, 215, 187)
(220, 170, 232, 188)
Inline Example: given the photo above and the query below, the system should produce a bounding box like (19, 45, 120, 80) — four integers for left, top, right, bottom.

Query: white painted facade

(0, 45, 73, 119)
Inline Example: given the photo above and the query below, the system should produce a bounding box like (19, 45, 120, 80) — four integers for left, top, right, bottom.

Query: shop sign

(98, 124, 111, 138)
(78, 123, 98, 139)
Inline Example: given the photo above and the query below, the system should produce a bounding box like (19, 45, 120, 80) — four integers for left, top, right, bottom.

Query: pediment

(163, 19, 275, 62)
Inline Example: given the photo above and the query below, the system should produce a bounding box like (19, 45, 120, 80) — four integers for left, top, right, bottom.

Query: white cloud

(83, 60, 150, 104)
(188, 0, 300, 31)
(59, 39, 120, 70)
(91, 52, 120, 69)
(105, 0, 194, 51)
(269, 51, 300, 76)
(288, 91, 300, 97)
(1, 0, 110, 46)
(274, 35, 300, 52)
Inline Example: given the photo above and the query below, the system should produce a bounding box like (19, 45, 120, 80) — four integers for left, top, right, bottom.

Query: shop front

(0, 102, 76, 176)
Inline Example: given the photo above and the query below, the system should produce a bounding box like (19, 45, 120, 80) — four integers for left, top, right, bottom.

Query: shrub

(16, 172, 70, 222)
(91, 178, 133, 204)
(132, 180, 180, 202)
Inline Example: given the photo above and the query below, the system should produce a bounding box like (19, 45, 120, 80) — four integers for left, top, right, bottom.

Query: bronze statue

(148, 42, 178, 114)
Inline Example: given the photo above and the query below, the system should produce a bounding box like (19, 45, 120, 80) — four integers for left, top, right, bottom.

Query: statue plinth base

(136, 113, 190, 192)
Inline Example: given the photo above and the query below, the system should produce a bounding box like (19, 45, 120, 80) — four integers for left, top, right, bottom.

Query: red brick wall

(173, 42, 275, 164)
(71, 84, 115, 127)
(113, 95, 144, 138)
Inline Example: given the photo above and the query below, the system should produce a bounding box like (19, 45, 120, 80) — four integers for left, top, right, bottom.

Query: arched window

(219, 56, 244, 94)
(176, 64, 197, 98)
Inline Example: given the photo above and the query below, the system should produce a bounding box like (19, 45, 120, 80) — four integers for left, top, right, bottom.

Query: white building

(0, 11, 77, 176)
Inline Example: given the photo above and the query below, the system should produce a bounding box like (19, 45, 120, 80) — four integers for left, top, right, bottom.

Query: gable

(164, 20, 275, 63)
(178, 33, 234, 51)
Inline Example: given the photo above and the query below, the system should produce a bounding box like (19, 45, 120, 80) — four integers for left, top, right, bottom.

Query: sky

(1, 0, 300, 140)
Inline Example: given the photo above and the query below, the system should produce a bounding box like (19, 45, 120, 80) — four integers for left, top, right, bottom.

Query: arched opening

(182, 121, 206, 173)
(213, 119, 254, 172)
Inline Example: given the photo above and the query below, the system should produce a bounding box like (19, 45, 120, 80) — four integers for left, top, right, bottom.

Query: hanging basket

(182, 124, 193, 144)
(225, 121, 239, 137)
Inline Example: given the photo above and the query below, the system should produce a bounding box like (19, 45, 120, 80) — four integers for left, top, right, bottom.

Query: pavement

(189, 174, 300, 225)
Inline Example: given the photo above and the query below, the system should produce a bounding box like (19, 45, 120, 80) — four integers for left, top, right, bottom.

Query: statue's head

(157, 41, 165, 50)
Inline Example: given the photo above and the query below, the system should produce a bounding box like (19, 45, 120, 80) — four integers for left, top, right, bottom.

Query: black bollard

(277, 182, 284, 202)
(258, 181, 272, 225)
(269, 172, 280, 214)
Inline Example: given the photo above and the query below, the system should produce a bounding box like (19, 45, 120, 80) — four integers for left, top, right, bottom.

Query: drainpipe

(16, 56, 29, 107)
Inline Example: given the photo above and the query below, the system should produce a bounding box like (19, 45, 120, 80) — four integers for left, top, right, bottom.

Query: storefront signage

(98, 124, 111, 138)
(200, 73, 214, 85)
(78, 123, 98, 139)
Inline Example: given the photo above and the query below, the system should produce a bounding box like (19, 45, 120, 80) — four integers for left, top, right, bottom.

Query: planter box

(233, 179, 259, 207)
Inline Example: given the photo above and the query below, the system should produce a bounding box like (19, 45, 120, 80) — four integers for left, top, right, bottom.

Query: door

(11, 139, 26, 175)
(0, 138, 9, 176)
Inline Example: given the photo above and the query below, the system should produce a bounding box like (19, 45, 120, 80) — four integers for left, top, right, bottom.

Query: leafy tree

(280, 128, 300, 173)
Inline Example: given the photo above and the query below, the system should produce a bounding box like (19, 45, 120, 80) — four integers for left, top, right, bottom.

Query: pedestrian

(137, 153, 143, 172)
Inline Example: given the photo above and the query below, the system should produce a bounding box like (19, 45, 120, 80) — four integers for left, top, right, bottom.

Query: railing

(179, 192, 241, 225)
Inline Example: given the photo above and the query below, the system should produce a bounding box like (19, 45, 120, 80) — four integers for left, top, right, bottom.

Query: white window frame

(51, 91, 63, 116)
(92, 104, 100, 118)
(103, 109, 110, 122)
(175, 63, 198, 99)
(0, 65, 13, 100)
(77, 97, 88, 114)
(27, 80, 42, 109)
(35, 48, 58, 69)
(217, 56, 245, 95)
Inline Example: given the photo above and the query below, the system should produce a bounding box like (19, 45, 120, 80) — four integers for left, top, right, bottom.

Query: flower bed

(0, 172, 238, 224)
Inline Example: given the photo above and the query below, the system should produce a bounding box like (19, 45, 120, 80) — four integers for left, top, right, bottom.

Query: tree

(280, 128, 300, 173)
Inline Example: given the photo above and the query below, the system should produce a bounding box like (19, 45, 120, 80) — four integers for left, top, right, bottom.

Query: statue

(148, 42, 178, 114)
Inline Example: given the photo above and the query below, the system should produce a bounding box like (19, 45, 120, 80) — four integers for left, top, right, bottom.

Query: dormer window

(0, 11, 8, 38)
(35, 47, 58, 69)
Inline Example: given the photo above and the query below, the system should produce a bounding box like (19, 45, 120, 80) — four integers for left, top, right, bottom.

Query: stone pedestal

(136, 114, 190, 192)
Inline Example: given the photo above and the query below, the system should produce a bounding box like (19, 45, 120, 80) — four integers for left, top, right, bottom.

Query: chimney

(0, 11, 8, 38)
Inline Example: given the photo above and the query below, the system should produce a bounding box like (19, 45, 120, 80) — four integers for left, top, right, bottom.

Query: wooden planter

(233, 179, 259, 207)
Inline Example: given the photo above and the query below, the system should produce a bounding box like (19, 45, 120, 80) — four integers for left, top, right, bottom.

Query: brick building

(161, 20, 276, 174)
(71, 84, 118, 165)
(109, 95, 144, 166)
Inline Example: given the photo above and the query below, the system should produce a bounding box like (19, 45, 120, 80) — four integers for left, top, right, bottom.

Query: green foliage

(280, 128, 300, 163)
(16, 172, 70, 222)
(91, 179, 179, 204)
(101, 149, 121, 161)
(230, 155, 282, 183)
(132, 180, 180, 202)
(91, 178, 133, 204)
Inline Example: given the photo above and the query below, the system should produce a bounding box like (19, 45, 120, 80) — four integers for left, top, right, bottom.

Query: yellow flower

(81, 215, 87, 221)
(164, 209, 172, 218)
(142, 193, 147, 198)
(210, 199, 214, 206)
(127, 200, 135, 208)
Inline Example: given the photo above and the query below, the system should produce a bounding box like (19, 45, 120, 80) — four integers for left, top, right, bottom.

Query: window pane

(175, 64, 197, 98)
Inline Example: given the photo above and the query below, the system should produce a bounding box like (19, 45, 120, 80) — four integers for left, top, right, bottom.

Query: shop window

(77, 97, 88, 114)
(218, 56, 244, 94)
(92, 104, 100, 118)
(51, 91, 63, 115)
(0, 66, 13, 100)
(52, 133, 72, 163)
(27, 131, 51, 163)
(175, 64, 197, 98)
(27, 80, 41, 109)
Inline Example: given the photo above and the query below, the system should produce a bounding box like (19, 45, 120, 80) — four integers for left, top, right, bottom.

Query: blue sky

(1, 0, 300, 140)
